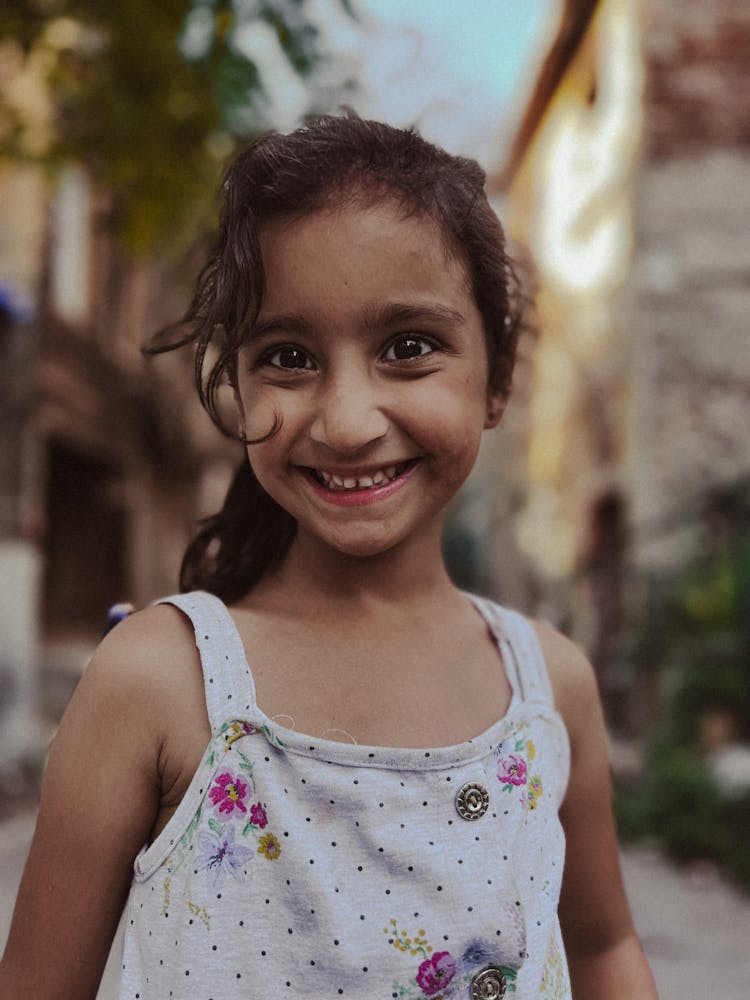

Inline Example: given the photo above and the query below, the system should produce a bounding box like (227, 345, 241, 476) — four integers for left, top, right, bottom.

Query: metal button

(455, 781, 489, 820)
(471, 966, 506, 999)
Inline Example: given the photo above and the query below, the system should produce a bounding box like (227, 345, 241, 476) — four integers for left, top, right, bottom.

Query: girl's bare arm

(537, 623, 658, 1000)
(0, 609, 194, 1000)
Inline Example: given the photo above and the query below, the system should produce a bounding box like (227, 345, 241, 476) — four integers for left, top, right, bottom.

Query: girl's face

(236, 198, 504, 562)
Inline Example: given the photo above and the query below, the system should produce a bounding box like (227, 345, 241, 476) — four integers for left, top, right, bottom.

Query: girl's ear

(484, 389, 506, 429)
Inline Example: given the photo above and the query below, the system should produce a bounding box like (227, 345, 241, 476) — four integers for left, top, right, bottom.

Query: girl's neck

(247, 527, 457, 614)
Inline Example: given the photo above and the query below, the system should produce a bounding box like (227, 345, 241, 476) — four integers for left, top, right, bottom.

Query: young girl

(0, 116, 656, 999)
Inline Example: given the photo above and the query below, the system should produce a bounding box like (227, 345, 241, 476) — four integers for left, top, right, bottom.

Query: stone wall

(629, 0, 750, 567)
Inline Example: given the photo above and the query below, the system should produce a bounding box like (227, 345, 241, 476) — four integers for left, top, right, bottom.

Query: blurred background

(1, 0, 749, 993)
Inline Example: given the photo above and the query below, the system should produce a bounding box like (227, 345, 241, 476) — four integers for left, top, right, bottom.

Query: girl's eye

(264, 346, 314, 370)
(383, 336, 436, 361)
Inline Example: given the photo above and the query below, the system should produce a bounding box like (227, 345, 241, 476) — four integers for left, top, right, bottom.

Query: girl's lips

(299, 459, 420, 507)
(312, 461, 408, 491)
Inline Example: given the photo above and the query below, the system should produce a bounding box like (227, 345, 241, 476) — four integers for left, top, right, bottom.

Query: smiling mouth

(307, 460, 416, 492)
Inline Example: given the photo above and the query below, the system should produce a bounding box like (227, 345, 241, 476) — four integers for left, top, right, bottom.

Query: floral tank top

(117, 591, 572, 999)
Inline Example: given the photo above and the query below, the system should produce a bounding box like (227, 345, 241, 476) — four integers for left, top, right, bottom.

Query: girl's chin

(296, 528, 402, 561)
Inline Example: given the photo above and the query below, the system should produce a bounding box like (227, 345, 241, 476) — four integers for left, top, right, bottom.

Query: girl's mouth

(309, 460, 414, 492)
(300, 459, 420, 506)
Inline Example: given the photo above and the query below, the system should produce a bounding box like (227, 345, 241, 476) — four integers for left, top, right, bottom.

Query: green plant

(616, 519, 750, 890)
(645, 745, 728, 861)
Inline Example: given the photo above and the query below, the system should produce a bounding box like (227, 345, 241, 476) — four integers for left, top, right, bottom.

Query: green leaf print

(260, 723, 288, 750)
(165, 804, 203, 875)
(235, 749, 256, 779)
(180, 805, 202, 849)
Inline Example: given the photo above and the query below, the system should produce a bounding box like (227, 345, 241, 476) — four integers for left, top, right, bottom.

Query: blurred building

(0, 162, 236, 759)
(477, 0, 640, 650)
(629, 0, 750, 568)
(2, 0, 748, 762)
(475, 0, 750, 726)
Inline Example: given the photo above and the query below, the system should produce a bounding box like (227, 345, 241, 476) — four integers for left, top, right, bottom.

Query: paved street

(620, 847, 750, 999)
(2, 810, 750, 998)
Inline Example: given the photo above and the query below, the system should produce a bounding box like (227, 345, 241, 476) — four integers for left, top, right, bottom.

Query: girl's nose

(310, 373, 389, 454)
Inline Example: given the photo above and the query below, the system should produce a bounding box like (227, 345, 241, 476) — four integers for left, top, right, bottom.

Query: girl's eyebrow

(362, 301, 466, 329)
(249, 314, 314, 341)
(248, 301, 466, 341)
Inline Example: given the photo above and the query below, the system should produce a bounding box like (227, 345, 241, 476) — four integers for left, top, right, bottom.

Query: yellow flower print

(527, 775, 543, 809)
(188, 900, 211, 930)
(384, 919, 433, 957)
(257, 833, 282, 860)
(223, 720, 256, 751)
(526, 739, 536, 762)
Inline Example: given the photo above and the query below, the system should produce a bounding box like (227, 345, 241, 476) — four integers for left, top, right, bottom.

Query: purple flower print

(416, 951, 457, 996)
(249, 801, 268, 828)
(209, 771, 249, 815)
(497, 754, 527, 787)
(460, 939, 495, 969)
(196, 825, 255, 888)
(457, 939, 518, 990)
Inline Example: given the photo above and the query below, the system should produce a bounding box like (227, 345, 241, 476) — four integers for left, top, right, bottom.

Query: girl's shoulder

(531, 619, 601, 746)
(84, 603, 211, 828)
(91, 602, 200, 690)
(80, 603, 207, 747)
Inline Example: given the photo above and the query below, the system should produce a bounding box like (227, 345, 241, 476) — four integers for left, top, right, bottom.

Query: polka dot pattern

(119, 592, 572, 998)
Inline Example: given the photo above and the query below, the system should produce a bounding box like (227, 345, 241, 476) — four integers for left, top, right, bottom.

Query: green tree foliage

(616, 495, 750, 889)
(0, 0, 337, 251)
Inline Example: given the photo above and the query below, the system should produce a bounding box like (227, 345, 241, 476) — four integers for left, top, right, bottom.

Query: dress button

(455, 781, 489, 820)
(471, 965, 506, 999)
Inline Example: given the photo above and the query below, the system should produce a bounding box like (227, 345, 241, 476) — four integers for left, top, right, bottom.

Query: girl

(0, 115, 656, 999)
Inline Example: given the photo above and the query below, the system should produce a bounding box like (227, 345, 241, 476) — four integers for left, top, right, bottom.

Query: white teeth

(313, 463, 406, 491)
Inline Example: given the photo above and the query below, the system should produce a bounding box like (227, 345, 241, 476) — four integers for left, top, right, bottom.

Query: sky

(240, 0, 559, 174)
(351, 0, 558, 166)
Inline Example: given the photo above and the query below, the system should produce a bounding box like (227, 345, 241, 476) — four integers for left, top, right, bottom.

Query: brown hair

(148, 114, 523, 602)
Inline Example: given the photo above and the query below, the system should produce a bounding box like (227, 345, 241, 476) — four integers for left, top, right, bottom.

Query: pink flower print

(249, 801, 268, 828)
(498, 753, 527, 787)
(416, 951, 457, 996)
(195, 824, 255, 889)
(209, 771, 249, 815)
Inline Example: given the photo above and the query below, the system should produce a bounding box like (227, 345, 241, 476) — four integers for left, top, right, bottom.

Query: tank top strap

(154, 591, 257, 731)
(470, 595, 555, 707)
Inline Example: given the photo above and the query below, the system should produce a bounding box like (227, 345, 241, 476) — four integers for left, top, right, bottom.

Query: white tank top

(117, 591, 572, 999)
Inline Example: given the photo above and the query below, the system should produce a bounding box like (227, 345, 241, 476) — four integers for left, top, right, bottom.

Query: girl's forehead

(259, 196, 464, 274)
(254, 198, 481, 336)
(261, 193, 411, 233)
